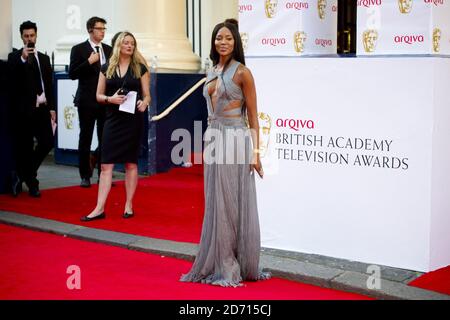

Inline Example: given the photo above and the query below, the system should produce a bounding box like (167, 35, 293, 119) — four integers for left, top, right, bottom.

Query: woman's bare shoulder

(235, 63, 254, 83)
(236, 63, 251, 75)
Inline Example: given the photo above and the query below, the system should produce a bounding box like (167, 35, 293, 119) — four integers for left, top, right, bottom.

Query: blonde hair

(106, 31, 143, 79)
(136, 51, 149, 69)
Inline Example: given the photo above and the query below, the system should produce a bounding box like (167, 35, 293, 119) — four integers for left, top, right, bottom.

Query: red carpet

(0, 166, 205, 243)
(409, 266, 450, 296)
(0, 224, 371, 300)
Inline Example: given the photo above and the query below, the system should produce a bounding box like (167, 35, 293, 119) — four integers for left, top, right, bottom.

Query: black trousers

(77, 105, 105, 179)
(13, 107, 54, 188)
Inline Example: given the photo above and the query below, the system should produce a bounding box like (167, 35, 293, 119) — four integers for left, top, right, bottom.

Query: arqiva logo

(262, 38, 287, 47)
(357, 0, 382, 7)
(238, 4, 253, 13)
(276, 118, 315, 131)
(315, 39, 333, 47)
(424, 0, 444, 6)
(285, 2, 309, 10)
(394, 34, 425, 44)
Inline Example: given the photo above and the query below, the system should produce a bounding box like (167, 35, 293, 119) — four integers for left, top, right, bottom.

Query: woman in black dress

(81, 31, 151, 221)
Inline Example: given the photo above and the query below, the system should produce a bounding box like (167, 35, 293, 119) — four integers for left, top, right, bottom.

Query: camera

(27, 42, 35, 49)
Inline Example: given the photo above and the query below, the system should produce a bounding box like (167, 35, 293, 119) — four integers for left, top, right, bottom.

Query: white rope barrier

(151, 77, 207, 122)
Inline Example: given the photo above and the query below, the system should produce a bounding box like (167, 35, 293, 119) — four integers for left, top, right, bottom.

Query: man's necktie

(95, 46, 102, 65)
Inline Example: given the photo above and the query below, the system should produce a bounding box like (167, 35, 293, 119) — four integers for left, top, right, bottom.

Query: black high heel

(123, 212, 134, 219)
(80, 212, 106, 222)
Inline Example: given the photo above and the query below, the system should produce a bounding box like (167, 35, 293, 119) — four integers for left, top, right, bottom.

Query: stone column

(114, 0, 200, 70)
(53, 0, 113, 67)
(200, 0, 238, 62)
(0, 0, 12, 60)
(54, 0, 200, 70)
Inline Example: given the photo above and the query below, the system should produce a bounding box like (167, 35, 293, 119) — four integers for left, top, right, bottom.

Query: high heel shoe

(80, 212, 106, 222)
(123, 212, 134, 219)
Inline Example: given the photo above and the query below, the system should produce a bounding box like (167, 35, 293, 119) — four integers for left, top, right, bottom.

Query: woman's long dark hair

(209, 19, 246, 71)
(209, 19, 248, 115)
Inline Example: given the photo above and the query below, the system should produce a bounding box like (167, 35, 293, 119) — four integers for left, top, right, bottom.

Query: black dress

(100, 63, 148, 164)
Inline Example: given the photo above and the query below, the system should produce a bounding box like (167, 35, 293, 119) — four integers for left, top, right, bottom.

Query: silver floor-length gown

(180, 60, 271, 287)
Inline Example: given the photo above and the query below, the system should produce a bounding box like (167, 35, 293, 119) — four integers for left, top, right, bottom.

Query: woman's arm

(96, 72, 107, 104)
(137, 71, 151, 112)
(240, 66, 263, 178)
(96, 72, 125, 105)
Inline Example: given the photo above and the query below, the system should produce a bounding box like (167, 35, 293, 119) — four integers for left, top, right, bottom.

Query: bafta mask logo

(294, 31, 307, 53)
(398, 0, 413, 14)
(318, 0, 327, 20)
(362, 29, 379, 53)
(265, 0, 278, 18)
(64, 106, 76, 130)
(258, 112, 272, 158)
(240, 32, 249, 53)
(433, 28, 441, 53)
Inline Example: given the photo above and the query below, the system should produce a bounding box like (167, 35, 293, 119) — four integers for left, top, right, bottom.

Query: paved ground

(0, 156, 449, 300)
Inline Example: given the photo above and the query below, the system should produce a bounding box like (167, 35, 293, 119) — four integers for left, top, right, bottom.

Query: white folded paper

(119, 91, 137, 114)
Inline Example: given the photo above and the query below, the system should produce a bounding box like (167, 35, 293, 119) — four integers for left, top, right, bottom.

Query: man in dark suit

(69, 17, 112, 188)
(8, 21, 55, 198)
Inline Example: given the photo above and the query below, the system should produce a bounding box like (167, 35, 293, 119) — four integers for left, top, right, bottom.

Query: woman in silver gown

(180, 19, 271, 287)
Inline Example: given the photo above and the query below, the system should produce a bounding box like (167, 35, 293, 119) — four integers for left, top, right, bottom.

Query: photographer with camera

(80, 31, 150, 222)
(7, 21, 55, 198)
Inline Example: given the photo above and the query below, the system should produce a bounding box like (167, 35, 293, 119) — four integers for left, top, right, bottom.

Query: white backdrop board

(57, 79, 98, 151)
(357, 0, 450, 55)
(238, 0, 338, 56)
(248, 56, 450, 272)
